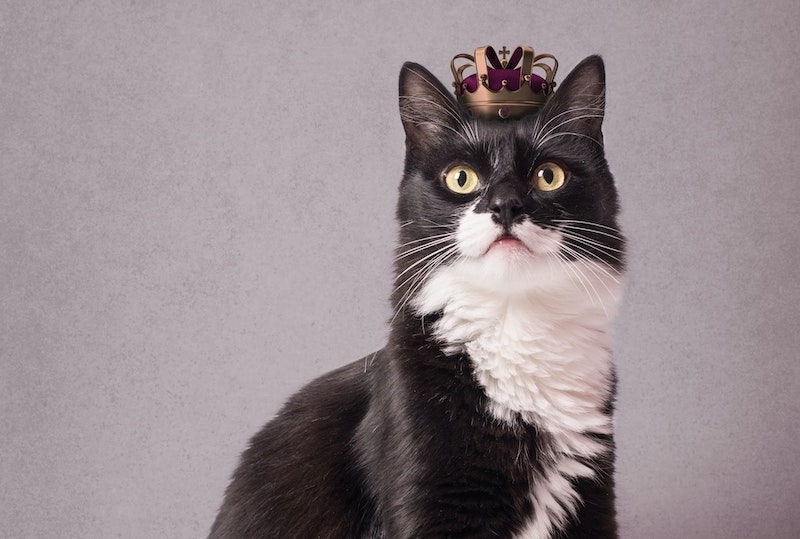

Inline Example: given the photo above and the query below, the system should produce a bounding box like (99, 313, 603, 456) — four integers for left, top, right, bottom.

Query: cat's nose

(488, 183, 524, 230)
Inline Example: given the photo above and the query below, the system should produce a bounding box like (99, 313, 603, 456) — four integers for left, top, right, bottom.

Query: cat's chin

(474, 248, 553, 288)
(410, 250, 584, 319)
(479, 231, 557, 280)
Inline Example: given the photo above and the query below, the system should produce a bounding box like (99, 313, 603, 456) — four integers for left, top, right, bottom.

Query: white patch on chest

(411, 209, 622, 539)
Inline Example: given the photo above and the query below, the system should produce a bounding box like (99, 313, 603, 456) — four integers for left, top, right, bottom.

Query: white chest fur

(413, 253, 619, 430)
(412, 250, 621, 539)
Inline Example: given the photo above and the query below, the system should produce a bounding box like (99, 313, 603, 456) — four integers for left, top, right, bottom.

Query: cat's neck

(409, 257, 621, 434)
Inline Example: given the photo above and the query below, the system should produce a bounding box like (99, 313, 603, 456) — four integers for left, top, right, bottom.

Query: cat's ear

(399, 62, 466, 151)
(540, 55, 606, 145)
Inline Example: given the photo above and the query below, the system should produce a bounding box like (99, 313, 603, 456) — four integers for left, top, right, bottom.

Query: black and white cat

(210, 54, 625, 538)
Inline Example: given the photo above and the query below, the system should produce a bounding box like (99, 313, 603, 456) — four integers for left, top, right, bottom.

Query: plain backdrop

(2, 1, 799, 538)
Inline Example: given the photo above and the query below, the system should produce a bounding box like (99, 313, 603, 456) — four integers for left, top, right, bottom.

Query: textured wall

(2, 1, 798, 538)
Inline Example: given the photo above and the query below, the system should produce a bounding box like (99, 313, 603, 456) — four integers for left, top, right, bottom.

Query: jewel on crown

(451, 45, 558, 120)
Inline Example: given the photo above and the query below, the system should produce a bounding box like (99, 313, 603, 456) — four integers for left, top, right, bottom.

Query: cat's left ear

(540, 55, 606, 145)
(399, 62, 466, 152)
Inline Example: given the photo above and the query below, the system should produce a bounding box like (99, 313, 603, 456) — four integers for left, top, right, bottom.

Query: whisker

(561, 244, 621, 284)
(391, 244, 460, 322)
(394, 241, 458, 283)
(554, 221, 624, 243)
(393, 246, 457, 299)
(536, 106, 603, 137)
(398, 218, 456, 231)
(553, 249, 597, 309)
(534, 108, 605, 148)
(559, 232, 625, 261)
(540, 235, 609, 313)
(537, 131, 603, 148)
(563, 254, 607, 315)
(538, 113, 605, 142)
(561, 225, 622, 247)
(394, 234, 455, 261)
(551, 219, 622, 235)
(560, 243, 620, 289)
(395, 232, 453, 250)
(399, 248, 456, 310)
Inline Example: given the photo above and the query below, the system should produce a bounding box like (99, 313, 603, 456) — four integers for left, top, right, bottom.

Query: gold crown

(451, 45, 558, 120)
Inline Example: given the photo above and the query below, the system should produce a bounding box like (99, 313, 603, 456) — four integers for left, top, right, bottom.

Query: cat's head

(393, 56, 625, 320)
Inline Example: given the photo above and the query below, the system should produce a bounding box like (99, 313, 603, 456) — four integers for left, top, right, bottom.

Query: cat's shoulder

(254, 351, 379, 444)
(209, 353, 382, 538)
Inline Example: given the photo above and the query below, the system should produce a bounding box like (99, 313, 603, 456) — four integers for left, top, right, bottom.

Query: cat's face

(393, 56, 624, 319)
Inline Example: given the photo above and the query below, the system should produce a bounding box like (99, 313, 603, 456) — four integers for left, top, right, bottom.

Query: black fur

(210, 55, 623, 538)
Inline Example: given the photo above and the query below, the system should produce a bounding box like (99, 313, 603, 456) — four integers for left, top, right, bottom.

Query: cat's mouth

(488, 234, 528, 253)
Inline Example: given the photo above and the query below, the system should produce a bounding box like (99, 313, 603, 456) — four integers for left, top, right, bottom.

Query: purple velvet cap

(461, 46, 548, 94)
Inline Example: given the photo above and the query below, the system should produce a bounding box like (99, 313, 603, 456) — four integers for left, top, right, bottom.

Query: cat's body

(210, 55, 624, 538)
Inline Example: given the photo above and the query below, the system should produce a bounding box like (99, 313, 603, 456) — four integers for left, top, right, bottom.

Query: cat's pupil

(542, 168, 554, 184)
(457, 170, 467, 187)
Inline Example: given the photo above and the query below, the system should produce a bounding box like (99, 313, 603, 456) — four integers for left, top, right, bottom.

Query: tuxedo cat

(210, 54, 624, 538)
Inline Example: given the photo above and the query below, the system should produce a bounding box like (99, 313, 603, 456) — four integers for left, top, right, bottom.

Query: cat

(209, 54, 625, 538)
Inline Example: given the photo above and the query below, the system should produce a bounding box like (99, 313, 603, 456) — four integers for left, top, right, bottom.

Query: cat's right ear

(399, 62, 465, 152)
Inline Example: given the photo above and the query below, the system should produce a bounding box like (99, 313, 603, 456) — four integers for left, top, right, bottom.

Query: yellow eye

(443, 165, 480, 194)
(533, 162, 566, 192)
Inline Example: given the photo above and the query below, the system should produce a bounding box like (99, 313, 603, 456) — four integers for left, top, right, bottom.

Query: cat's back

(209, 355, 378, 538)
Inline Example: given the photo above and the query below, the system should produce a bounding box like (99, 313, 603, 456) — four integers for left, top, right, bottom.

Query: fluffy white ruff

(411, 209, 622, 539)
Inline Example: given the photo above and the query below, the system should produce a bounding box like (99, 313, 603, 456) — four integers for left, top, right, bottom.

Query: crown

(451, 45, 558, 120)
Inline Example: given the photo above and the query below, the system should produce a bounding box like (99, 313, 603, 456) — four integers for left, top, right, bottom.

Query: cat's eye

(532, 162, 566, 192)
(443, 165, 480, 195)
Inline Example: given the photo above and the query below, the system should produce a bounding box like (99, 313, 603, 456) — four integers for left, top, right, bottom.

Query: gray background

(2, 1, 798, 538)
